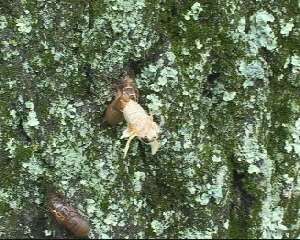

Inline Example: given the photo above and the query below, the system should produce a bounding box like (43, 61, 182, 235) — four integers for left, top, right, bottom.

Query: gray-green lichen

(285, 118, 300, 157)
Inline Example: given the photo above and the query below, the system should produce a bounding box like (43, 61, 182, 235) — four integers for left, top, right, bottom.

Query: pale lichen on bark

(0, 0, 299, 239)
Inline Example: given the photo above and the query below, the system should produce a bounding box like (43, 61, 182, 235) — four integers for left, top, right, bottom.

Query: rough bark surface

(0, 0, 299, 239)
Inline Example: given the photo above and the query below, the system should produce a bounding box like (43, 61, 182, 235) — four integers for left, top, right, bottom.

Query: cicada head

(138, 120, 160, 155)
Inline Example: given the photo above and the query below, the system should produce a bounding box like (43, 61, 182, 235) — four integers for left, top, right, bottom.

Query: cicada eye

(141, 136, 150, 143)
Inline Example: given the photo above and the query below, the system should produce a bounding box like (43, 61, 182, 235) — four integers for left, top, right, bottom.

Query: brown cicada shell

(104, 72, 139, 126)
(103, 97, 125, 126)
(117, 74, 139, 102)
(48, 193, 90, 237)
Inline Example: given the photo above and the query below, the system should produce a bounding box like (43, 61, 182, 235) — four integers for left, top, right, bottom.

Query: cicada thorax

(48, 194, 90, 237)
(117, 75, 139, 102)
(104, 73, 139, 126)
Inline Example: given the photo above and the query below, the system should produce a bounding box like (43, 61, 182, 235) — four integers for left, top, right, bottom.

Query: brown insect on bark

(104, 70, 160, 157)
(104, 72, 139, 126)
(48, 193, 90, 238)
(117, 74, 139, 102)
(103, 97, 125, 126)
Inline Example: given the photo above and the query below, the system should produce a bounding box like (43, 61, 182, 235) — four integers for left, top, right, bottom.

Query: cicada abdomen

(48, 194, 89, 237)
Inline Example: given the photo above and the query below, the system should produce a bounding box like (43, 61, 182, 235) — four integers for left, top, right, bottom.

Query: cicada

(104, 73, 160, 158)
(48, 193, 90, 237)
(104, 74, 139, 126)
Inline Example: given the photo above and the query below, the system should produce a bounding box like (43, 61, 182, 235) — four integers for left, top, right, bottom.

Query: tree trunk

(0, 0, 299, 238)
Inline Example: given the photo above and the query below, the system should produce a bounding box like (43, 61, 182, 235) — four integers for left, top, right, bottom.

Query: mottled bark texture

(0, 0, 299, 239)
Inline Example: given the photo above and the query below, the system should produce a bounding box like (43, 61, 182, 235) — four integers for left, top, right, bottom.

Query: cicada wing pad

(149, 140, 160, 155)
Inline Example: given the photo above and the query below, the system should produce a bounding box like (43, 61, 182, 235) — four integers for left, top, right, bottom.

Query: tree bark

(0, 0, 299, 238)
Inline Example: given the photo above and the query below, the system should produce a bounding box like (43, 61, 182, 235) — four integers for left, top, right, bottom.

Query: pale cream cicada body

(120, 97, 160, 158)
(104, 73, 160, 158)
